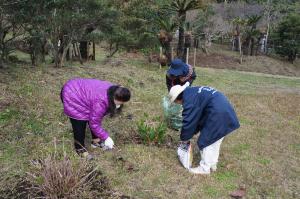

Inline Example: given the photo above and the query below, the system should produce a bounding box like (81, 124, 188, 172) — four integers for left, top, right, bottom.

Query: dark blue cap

(167, 58, 189, 76)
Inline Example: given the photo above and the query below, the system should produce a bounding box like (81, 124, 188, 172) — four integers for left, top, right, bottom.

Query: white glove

(104, 137, 114, 150)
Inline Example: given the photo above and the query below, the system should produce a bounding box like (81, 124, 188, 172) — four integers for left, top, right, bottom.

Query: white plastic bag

(177, 141, 193, 169)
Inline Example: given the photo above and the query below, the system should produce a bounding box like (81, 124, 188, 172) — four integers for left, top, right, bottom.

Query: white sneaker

(189, 166, 210, 175)
(211, 164, 217, 172)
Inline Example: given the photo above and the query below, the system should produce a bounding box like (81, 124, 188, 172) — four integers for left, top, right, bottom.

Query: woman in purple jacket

(61, 78, 131, 158)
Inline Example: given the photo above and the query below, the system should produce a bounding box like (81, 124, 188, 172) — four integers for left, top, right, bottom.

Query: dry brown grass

(26, 153, 107, 198)
(190, 44, 300, 77)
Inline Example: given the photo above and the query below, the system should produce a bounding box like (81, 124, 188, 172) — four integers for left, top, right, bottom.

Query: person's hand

(180, 140, 190, 145)
(104, 137, 114, 149)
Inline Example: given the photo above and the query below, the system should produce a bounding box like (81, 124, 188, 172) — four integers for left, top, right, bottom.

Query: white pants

(199, 137, 224, 172)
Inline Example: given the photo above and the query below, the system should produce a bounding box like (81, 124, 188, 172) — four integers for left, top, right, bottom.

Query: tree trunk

(66, 48, 70, 61)
(234, 24, 240, 51)
(75, 43, 83, 64)
(238, 36, 243, 64)
(247, 38, 252, 56)
(205, 33, 212, 51)
(73, 43, 78, 57)
(30, 51, 36, 66)
(250, 38, 255, 56)
(194, 37, 199, 48)
(54, 47, 60, 67)
(165, 42, 172, 64)
(177, 12, 186, 62)
(264, 0, 271, 54)
(92, 42, 96, 61)
(177, 26, 185, 61)
(79, 41, 88, 60)
(0, 57, 3, 68)
(184, 33, 192, 62)
(58, 42, 71, 67)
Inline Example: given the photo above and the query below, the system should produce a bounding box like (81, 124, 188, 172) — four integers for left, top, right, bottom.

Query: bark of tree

(177, 10, 186, 62)
(184, 33, 192, 62)
(58, 42, 71, 67)
(238, 36, 243, 64)
(79, 41, 88, 60)
(75, 43, 83, 64)
(264, 0, 271, 54)
(234, 24, 240, 51)
(92, 42, 95, 61)
(177, 26, 185, 61)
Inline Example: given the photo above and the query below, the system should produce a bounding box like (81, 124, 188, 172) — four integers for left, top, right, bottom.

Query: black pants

(69, 118, 97, 153)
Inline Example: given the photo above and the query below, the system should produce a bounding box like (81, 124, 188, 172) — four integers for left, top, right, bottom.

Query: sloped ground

(0, 50, 299, 198)
(188, 44, 300, 77)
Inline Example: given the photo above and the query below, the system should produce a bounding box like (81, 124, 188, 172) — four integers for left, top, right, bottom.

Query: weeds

(137, 114, 167, 145)
(0, 108, 19, 123)
(26, 152, 111, 199)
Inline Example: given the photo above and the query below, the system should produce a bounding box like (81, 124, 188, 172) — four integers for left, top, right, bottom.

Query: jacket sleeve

(180, 104, 202, 141)
(89, 100, 109, 140)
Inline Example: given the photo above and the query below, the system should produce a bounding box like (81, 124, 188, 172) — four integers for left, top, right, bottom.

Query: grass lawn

(0, 49, 299, 198)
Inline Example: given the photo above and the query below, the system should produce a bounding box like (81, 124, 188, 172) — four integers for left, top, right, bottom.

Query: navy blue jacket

(181, 86, 240, 150)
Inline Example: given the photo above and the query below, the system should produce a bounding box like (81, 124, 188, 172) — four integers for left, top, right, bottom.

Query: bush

(137, 114, 167, 145)
(273, 13, 300, 63)
(26, 153, 110, 199)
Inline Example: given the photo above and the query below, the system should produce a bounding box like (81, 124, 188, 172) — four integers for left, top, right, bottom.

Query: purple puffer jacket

(61, 78, 113, 140)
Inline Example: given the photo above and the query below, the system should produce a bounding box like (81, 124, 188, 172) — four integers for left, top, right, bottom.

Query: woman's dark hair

(114, 86, 131, 102)
(107, 85, 131, 117)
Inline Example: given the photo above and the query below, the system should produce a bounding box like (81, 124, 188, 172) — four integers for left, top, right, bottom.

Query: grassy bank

(0, 50, 299, 198)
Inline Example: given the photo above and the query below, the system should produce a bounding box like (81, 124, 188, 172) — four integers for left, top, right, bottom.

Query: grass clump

(137, 114, 167, 145)
(26, 153, 111, 199)
(0, 108, 19, 124)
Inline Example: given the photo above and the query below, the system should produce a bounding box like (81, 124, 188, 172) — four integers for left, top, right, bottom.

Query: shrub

(137, 114, 167, 145)
(26, 153, 110, 199)
(273, 13, 300, 63)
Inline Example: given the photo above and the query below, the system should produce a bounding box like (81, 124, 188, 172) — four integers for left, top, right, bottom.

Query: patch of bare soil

(193, 52, 300, 77)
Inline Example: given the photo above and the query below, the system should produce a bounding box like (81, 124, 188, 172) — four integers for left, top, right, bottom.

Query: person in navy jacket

(169, 83, 240, 174)
(166, 58, 196, 91)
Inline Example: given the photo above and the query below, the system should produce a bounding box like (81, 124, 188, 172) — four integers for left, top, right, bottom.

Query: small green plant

(137, 114, 167, 145)
(0, 108, 19, 123)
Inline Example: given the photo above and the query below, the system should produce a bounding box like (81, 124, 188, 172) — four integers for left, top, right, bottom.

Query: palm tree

(166, 0, 207, 61)
(157, 17, 177, 64)
(244, 15, 262, 56)
(232, 17, 247, 63)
